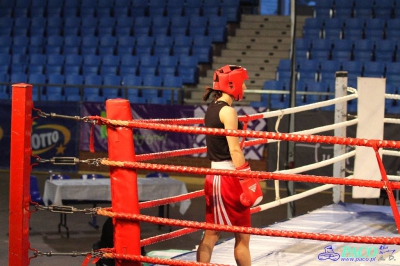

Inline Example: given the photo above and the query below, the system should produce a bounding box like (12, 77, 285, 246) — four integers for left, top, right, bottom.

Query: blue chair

(146, 172, 170, 178)
(140, 55, 159, 67)
(385, 62, 400, 76)
(319, 60, 342, 77)
(158, 65, 176, 76)
(220, 5, 240, 22)
(192, 45, 212, 63)
(11, 72, 28, 83)
(30, 175, 44, 205)
(353, 50, 372, 61)
(263, 80, 285, 90)
(332, 39, 353, 52)
(297, 60, 320, 72)
(375, 39, 397, 54)
(363, 61, 385, 77)
(142, 75, 162, 87)
(163, 75, 182, 88)
(307, 81, 329, 93)
(208, 27, 228, 43)
(122, 74, 142, 87)
(159, 55, 179, 67)
(155, 35, 174, 47)
(310, 50, 330, 61)
(277, 59, 292, 72)
(153, 46, 172, 56)
(136, 36, 155, 47)
(342, 61, 364, 76)
(353, 39, 375, 52)
(311, 39, 332, 52)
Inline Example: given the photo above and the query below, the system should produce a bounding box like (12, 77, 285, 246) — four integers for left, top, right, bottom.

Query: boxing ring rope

(8, 74, 400, 265)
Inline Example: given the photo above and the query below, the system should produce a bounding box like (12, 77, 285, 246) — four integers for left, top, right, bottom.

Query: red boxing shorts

(204, 161, 251, 227)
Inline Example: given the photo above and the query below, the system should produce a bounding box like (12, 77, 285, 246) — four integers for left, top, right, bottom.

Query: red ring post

(106, 99, 140, 266)
(9, 83, 33, 266)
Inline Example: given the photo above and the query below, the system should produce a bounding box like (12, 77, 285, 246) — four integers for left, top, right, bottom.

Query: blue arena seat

(331, 39, 353, 52)
(363, 61, 386, 77)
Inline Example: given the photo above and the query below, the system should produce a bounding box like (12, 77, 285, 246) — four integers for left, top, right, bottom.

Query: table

(43, 178, 191, 236)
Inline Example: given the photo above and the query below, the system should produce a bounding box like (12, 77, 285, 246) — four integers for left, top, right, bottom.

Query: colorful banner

(80, 102, 268, 160)
(0, 101, 80, 171)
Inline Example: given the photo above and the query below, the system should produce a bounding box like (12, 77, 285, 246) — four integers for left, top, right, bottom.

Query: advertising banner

(0, 101, 80, 172)
(81, 103, 268, 160)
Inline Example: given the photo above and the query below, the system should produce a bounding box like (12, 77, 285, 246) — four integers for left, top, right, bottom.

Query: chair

(166, 6, 183, 16)
(122, 75, 142, 91)
(353, 50, 373, 61)
(178, 56, 199, 84)
(139, 66, 157, 76)
(158, 66, 177, 76)
(140, 55, 159, 67)
(163, 75, 182, 88)
(331, 50, 352, 61)
(353, 39, 375, 52)
(295, 38, 312, 55)
(65, 73, 83, 85)
(344, 17, 365, 30)
(375, 39, 397, 53)
(319, 60, 342, 76)
(332, 39, 353, 52)
(155, 36, 174, 48)
(120, 62, 139, 76)
(169, 26, 188, 37)
(136, 36, 155, 48)
(363, 61, 385, 77)
(311, 39, 332, 52)
(342, 61, 364, 76)
(191, 46, 212, 63)
(385, 62, 400, 76)
(314, 0, 334, 16)
(263, 80, 285, 90)
(30, 175, 44, 205)
(297, 60, 320, 72)
(153, 46, 172, 56)
(310, 50, 330, 61)
(159, 55, 179, 67)
(220, 6, 240, 22)
(306, 81, 329, 93)
(83, 55, 102, 66)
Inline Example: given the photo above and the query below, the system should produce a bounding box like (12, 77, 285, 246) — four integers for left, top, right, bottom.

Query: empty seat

(363, 61, 385, 77)
(140, 55, 159, 67)
(311, 39, 332, 51)
(319, 60, 342, 75)
(352, 50, 372, 61)
(83, 55, 102, 66)
(155, 35, 174, 47)
(162, 75, 182, 88)
(332, 39, 353, 52)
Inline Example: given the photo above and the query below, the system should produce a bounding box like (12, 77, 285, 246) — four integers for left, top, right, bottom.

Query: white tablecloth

(43, 178, 191, 214)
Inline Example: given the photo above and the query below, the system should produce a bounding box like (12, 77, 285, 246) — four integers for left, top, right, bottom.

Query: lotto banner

(80, 103, 268, 160)
(0, 101, 80, 171)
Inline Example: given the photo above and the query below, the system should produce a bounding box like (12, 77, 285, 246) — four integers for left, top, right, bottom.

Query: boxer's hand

(237, 162, 263, 207)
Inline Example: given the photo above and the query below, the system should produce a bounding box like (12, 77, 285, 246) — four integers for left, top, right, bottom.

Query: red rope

(139, 190, 204, 209)
(135, 139, 267, 161)
(140, 227, 199, 247)
(132, 113, 264, 126)
(90, 116, 400, 150)
(97, 209, 400, 245)
(101, 160, 400, 190)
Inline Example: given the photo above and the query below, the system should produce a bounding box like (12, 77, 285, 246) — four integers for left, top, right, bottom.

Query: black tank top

(205, 101, 242, 161)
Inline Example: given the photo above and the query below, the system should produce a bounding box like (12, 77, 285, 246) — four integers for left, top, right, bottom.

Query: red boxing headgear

(213, 65, 249, 101)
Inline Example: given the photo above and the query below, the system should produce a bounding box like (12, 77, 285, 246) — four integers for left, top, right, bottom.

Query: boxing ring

(8, 72, 400, 265)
